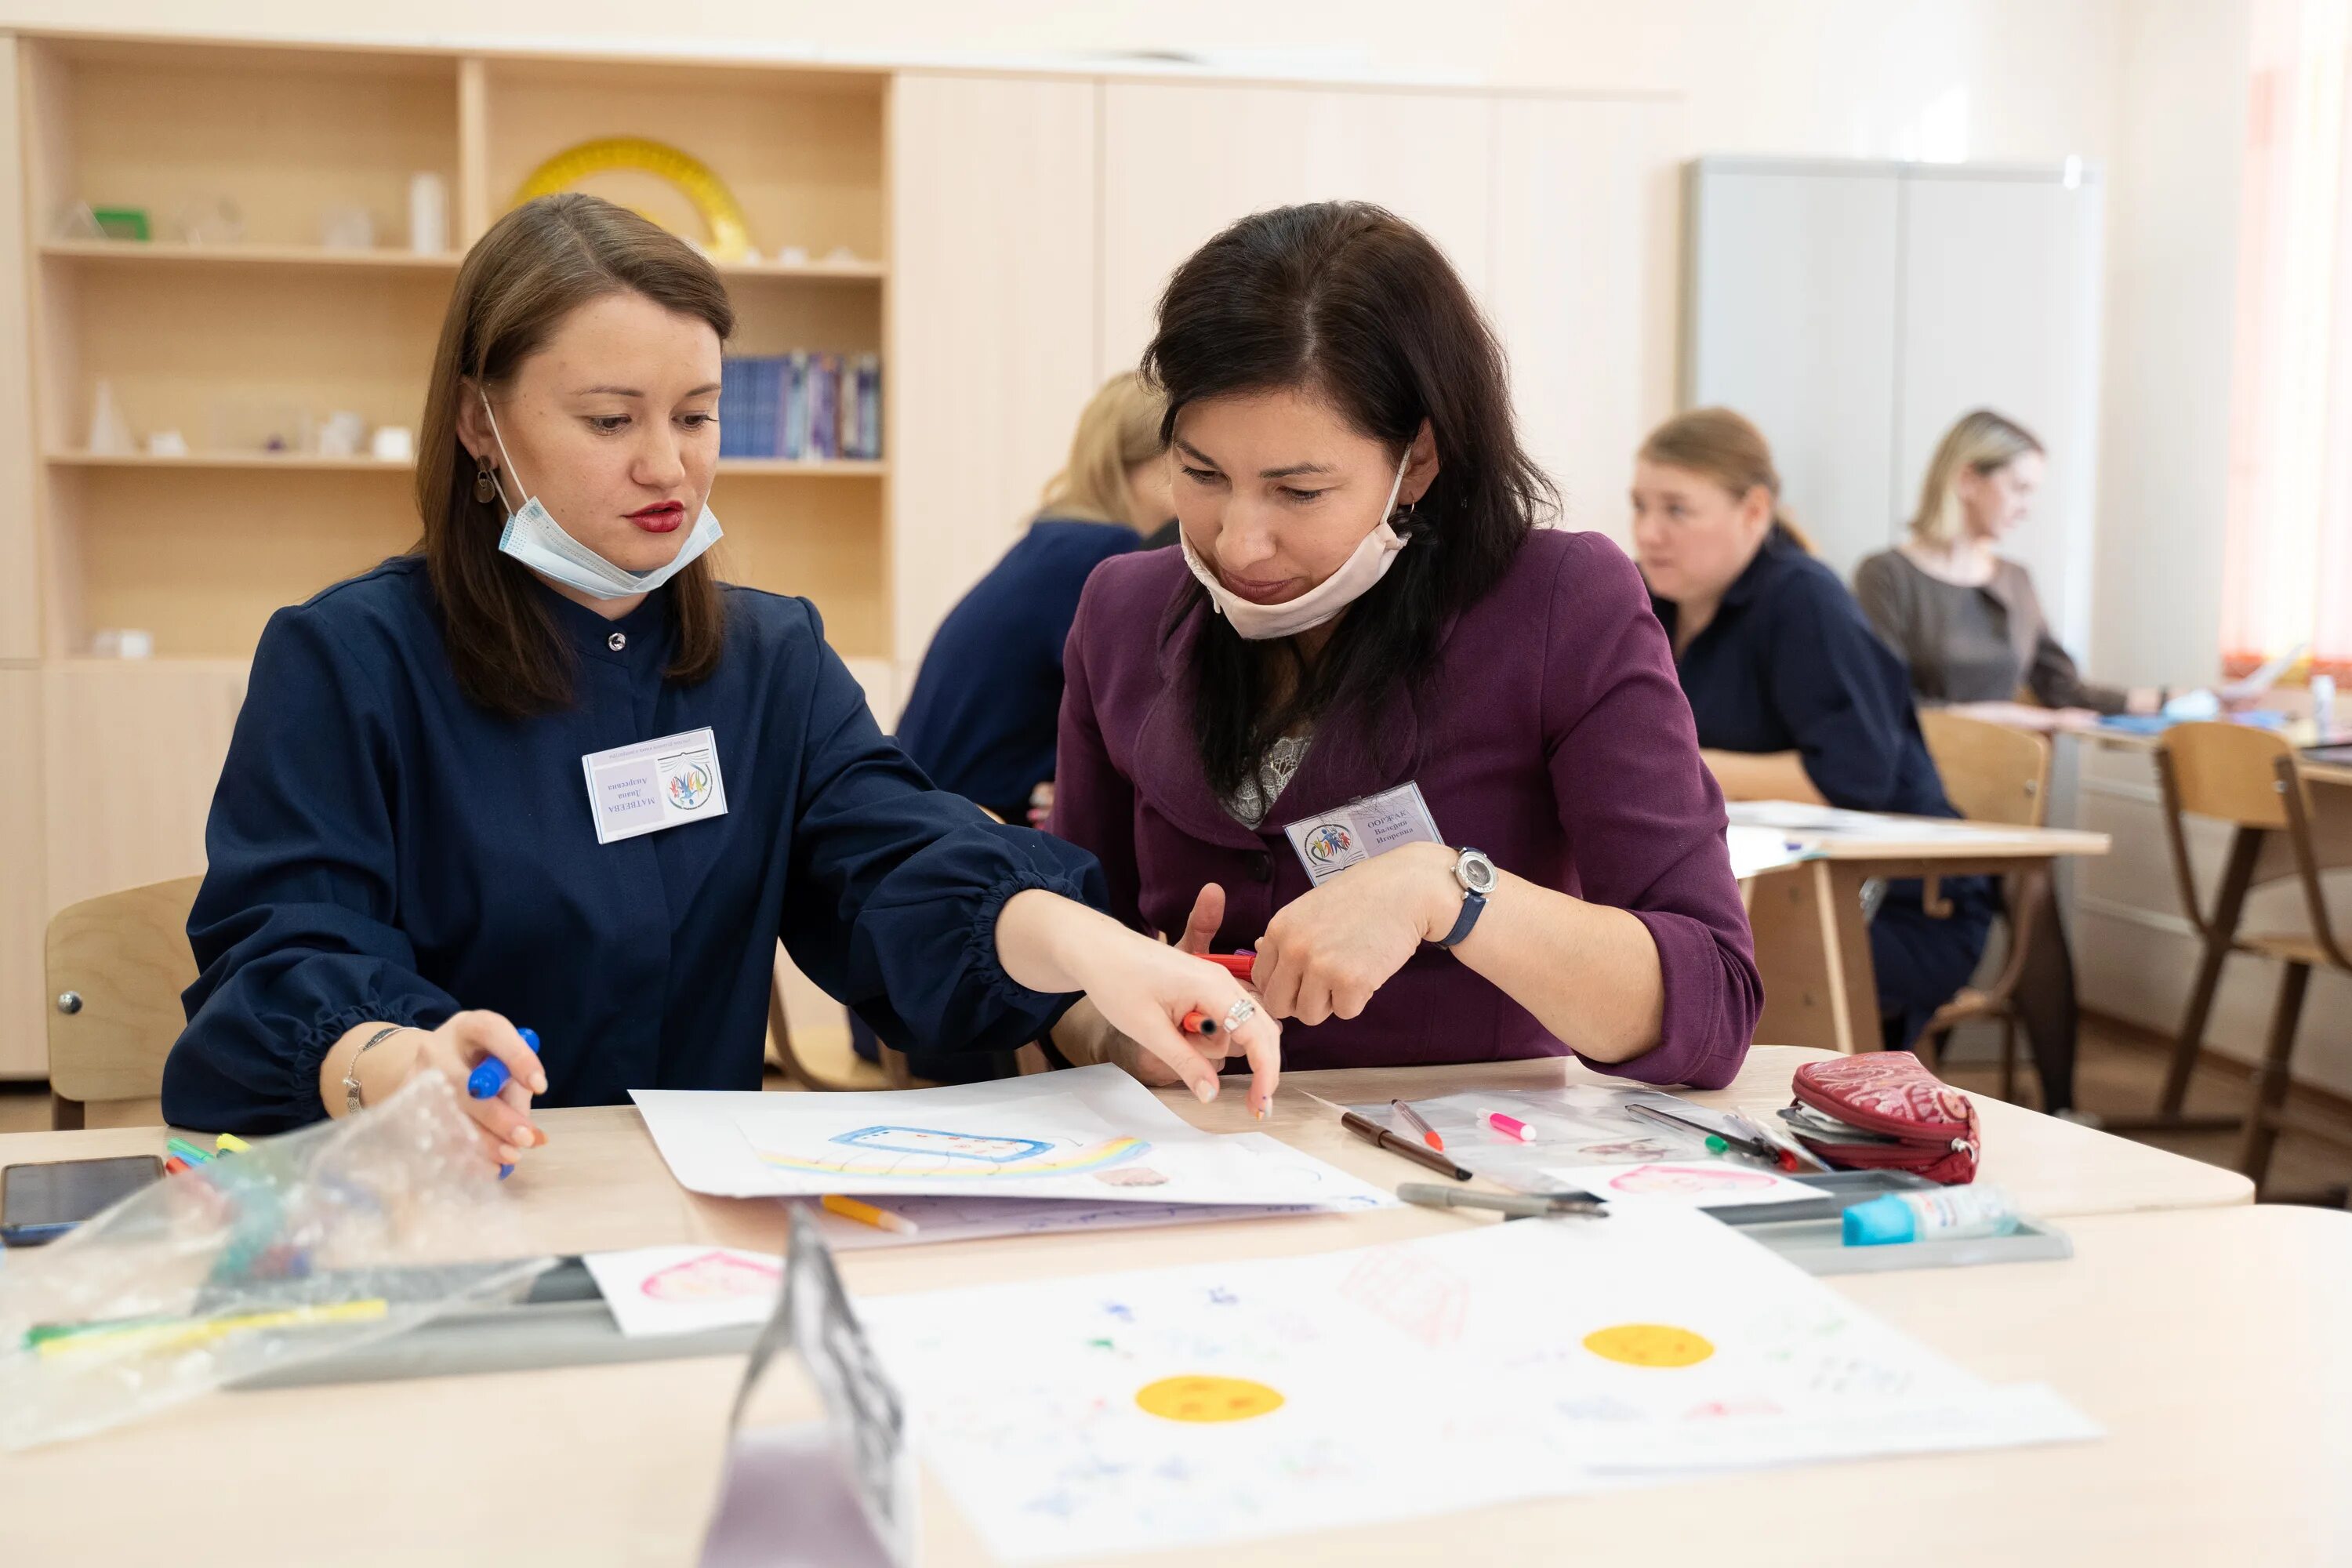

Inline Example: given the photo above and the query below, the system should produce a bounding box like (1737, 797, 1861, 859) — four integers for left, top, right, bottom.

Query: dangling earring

(474, 456, 498, 505)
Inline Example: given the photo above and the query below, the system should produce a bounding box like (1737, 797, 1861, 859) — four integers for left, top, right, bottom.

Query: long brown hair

(1143, 201, 1554, 797)
(1637, 407, 1817, 554)
(417, 193, 735, 717)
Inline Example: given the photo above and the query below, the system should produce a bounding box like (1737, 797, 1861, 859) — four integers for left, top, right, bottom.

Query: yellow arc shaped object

(510, 137, 754, 261)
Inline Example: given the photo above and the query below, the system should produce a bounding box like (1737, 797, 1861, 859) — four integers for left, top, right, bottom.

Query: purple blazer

(1052, 528, 1761, 1087)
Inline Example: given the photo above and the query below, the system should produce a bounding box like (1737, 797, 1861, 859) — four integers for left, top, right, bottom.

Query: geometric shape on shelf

(511, 136, 754, 262)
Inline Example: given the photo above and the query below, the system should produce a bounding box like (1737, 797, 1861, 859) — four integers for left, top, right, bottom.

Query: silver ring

(1221, 997, 1259, 1033)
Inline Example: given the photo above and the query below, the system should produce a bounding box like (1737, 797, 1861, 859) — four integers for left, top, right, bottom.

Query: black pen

(1339, 1109, 1473, 1181)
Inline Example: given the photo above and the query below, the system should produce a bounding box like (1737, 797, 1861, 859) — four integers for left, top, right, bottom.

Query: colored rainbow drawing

(749, 1123, 1152, 1181)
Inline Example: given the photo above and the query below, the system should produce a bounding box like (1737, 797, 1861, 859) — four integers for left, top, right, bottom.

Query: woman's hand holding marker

(406, 1011, 547, 1174)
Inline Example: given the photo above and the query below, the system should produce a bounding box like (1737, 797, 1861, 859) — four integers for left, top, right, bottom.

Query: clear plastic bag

(0, 1073, 553, 1450)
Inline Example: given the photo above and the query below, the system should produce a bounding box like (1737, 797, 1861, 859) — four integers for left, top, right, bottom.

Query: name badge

(1280, 780, 1445, 886)
(581, 726, 729, 845)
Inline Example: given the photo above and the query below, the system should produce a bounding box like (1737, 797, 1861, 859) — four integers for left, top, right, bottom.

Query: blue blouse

(162, 557, 1103, 1132)
(1653, 529, 1961, 819)
(894, 518, 1149, 819)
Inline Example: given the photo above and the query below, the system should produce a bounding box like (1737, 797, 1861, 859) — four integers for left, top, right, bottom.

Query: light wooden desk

(1738, 814, 2110, 1055)
(0, 1053, 2307, 1567)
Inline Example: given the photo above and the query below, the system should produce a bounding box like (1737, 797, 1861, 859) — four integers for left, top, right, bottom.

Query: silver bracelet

(342, 1025, 412, 1116)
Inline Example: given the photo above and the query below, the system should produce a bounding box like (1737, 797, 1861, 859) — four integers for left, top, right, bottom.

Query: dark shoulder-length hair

(1142, 201, 1553, 797)
(416, 192, 735, 718)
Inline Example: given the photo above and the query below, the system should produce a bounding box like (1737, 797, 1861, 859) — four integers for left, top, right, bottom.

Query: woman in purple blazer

(1050, 202, 1761, 1091)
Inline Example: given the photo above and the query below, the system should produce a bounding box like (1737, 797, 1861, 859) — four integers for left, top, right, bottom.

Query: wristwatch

(1437, 847, 1497, 949)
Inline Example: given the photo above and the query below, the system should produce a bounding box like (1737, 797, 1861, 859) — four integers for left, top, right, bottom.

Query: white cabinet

(1095, 82, 1492, 385)
(1684, 157, 2105, 645)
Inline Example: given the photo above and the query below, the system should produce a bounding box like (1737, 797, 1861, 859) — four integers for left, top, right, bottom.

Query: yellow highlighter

(214, 1133, 253, 1154)
(818, 1192, 920, 1236)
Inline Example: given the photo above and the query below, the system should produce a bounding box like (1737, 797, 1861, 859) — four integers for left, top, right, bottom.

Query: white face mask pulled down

(1179, 445, 1414, 641)
(478, 390, 723, 601)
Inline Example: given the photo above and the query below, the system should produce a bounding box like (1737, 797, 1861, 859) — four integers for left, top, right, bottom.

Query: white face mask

(478, 390, 723, 602)
(1180, 445, 1414, 641)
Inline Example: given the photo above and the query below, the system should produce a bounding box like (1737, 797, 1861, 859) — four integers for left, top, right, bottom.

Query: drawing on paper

(1583, 1323, 1716, 1368)
(746, 1121, 1152, 1181)
(1338, 1246, 1471, 1348)
(1135, 1375, 1287, 1424)
(640, 1249, 782, 1303)
(1604, 1163, 1780, 1196)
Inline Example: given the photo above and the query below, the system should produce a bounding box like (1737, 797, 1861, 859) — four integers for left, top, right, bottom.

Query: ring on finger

(1221, 997, 1260, 1033)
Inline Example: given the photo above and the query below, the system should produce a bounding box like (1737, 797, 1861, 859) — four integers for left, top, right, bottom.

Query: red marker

(163, 1156, 191, 1175)
(1199, 953, 1258, 980)
(1391, 1098, 1443, 1152)
(1179, 1009, 1219, 1038)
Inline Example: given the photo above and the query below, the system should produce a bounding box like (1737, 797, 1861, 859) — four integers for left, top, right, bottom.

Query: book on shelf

(720, 353, 883, 462)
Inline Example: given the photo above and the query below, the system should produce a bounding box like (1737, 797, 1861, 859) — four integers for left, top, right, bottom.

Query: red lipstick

(628, 501, 686, 535)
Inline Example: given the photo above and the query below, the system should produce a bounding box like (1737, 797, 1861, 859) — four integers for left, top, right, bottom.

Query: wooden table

(1737, 812, 2111, 1054)
(0, 1051, 2277, 1566)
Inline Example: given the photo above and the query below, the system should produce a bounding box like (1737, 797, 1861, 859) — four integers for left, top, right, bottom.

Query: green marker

(1704, 1134, 1729, 1155)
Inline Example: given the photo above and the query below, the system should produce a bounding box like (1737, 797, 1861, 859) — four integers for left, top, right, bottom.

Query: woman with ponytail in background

(1632, 408, 1989, 1051)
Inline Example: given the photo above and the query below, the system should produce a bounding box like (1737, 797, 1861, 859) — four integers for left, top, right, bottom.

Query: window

(2223, 0, 2352, 673)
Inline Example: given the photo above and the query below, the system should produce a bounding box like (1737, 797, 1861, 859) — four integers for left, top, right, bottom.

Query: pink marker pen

(1480, 1108, 1537, 1143)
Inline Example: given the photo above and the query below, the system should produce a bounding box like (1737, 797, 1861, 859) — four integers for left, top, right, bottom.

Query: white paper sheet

(1726, 822, 1818, 880)
(633, 1065, 1363, 1205)
(583, 1246, 783, 1338)
(1726, 800, 2001, 840)
(1542, 1162, 1830, 1209)
(816, 1134, 1397, 1251)
(858, 1208, 2097, 1563)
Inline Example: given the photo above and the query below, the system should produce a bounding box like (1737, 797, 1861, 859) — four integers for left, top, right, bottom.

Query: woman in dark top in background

(1634, 408, 1989, 1051)
(869, 372, 1177, 1077)
(895, 372, 1176, 825)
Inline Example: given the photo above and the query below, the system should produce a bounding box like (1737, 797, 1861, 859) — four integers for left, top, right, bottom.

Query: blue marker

(468, 1026, 540, 1099)
(469, 1027, 540, 1179)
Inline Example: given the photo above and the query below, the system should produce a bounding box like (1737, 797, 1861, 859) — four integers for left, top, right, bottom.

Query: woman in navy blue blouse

(1632, 408, 1990, 1049)
(162, 194, 1279, 1163)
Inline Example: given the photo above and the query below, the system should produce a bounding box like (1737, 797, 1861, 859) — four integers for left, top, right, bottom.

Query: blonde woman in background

(1854, 408, 2161, 718)
(871, 372, 1178, 1077)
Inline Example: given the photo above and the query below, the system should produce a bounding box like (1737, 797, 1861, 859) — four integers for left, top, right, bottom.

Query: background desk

(1740, 822, 2111, 1057)
(0, 1053, 2308, 1566)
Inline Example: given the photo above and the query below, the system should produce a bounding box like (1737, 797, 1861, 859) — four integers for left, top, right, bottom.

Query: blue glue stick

(1842, 1184, 2020, 1247)
(468, 1026, 540, 1100)
(468, 1027, 540, 1181)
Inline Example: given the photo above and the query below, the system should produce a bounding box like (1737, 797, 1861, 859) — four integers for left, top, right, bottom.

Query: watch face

(1459, 849, 1499, 895)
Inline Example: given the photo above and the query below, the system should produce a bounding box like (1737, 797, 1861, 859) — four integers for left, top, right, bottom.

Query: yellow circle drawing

(510, 137, 754, 261)
(1582, 1323, 1716, 1368)
(1134, 1374, 1287, 1424)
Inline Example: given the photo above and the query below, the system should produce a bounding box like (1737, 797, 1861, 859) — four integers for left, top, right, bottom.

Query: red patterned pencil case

(1787, 1053, 1981, 1185)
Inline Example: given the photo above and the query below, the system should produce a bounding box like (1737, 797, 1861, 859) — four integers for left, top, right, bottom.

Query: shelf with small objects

(27, 36, 894, 668)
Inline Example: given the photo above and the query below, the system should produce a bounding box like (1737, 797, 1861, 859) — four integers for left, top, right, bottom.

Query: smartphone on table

(1, 1155, 165, 1247)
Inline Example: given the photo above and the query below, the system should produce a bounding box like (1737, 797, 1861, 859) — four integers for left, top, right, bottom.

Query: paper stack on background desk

(635, 1065, 1395, 1208)
(860, 1207, 2097, 1563)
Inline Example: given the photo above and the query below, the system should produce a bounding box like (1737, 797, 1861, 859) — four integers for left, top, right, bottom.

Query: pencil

(819, 1192, 921, 1236)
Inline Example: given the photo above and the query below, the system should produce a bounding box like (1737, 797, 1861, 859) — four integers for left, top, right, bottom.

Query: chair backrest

(45, 876, 201, 1118)
(1918, 710, 2053, 828)
(2160, 722, 2296, 829)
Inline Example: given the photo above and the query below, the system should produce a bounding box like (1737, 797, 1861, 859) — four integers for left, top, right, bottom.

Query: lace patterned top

(1221, 731, 1313, 829)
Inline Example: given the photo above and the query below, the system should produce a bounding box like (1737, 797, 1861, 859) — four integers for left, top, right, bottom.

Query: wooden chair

(45, 876, 203, 1130)
(2129, 721, 2352, 1188)
(1915, 711, 2055, 1101)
